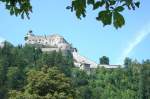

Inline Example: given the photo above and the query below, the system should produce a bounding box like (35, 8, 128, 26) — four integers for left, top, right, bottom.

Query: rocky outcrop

(72, 51, 97, 69)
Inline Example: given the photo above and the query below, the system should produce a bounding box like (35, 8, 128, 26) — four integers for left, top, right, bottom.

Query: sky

(0, 0, 150, 65)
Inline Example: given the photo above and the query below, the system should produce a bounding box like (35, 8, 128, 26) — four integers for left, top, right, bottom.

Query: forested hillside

(0, 41, 149, 99)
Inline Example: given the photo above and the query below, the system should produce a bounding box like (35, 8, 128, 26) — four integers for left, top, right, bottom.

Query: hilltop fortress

(24, 31, 119, 69)
(24, 30, 72, 51)
(24, 31, 98, 69)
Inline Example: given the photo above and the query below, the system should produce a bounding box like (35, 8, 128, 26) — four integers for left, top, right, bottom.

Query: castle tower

(24, 30, 34, 41)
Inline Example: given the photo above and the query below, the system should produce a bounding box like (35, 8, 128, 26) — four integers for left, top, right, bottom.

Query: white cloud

(118, 23, 150, 65)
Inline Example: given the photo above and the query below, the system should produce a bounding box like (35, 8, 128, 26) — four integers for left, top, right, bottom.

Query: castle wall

(41, 48, 60, 52)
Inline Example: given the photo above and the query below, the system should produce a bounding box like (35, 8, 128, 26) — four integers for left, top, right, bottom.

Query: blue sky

(0, 0, 150, 64)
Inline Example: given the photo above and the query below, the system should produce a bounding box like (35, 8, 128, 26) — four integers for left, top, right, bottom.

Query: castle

(24, 30, 98, 69)
(24, 30, 72, 51)
(24, 31, 119, 69)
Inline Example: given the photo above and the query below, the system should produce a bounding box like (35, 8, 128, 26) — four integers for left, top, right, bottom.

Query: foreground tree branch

(0, 0, 140, 29)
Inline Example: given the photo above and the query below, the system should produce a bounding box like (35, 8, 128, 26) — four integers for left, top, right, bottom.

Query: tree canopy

(0, 0, 140, 29)
(99, 56, 109, 65)
(9, 67, 76, 99)
(0, 41, 149, 99)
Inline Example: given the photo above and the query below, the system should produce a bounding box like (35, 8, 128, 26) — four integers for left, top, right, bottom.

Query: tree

(0, 59, 8, 99)
(124, 57, 132, 68)
(0, 41, 14, 99)
(9, 67, 77, 99)
(88, 67, 138, 99)
(99, 56, 109, 65)
(0, 41, 14, 85)
(0, 0, 32, 19)
(22, 45, 39, 67)
(6, 67, 25, 90)
(0, 0, 140, 28)
(138, 60, 150, 99)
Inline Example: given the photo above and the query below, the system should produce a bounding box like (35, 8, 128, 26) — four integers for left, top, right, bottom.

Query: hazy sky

(0, 0, 150, 64)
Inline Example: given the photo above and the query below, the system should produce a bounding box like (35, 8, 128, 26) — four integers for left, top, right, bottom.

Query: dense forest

(0, 41, 149, 99)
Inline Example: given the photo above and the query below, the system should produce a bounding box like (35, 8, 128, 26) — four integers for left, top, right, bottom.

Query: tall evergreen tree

(99, 56, 109, 65)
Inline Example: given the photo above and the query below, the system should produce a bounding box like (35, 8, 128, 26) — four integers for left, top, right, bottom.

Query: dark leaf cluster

(0, 0, 32, 19)
(69, 0, 140, 29)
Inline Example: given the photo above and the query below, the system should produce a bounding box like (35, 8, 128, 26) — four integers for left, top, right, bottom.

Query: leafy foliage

(0, 41, 75, 98)
(0, 41, 149, 99)
(99, 56, 109, 65)
(0, 0, 32, 19)
(0, 0, 140, 28)
(9, 67, 76, 99)
(69, 0, 140, 28)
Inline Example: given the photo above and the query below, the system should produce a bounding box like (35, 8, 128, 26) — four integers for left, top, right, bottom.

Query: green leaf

(105, 2, 109, 10)
(87, 0, 95, 5)
(96, 10, 112, 26)
(6, 5, 11, 10)
(113, 12, 125, 29)
(134, 2, 140, 8)
(21, 12, 25, 19)
(93, 1, 105, 10)
(109, 0, 116, 5)
(71, 0, 86, 19)
(10, 8, 14, 15)
(115, 6, 124, 12)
